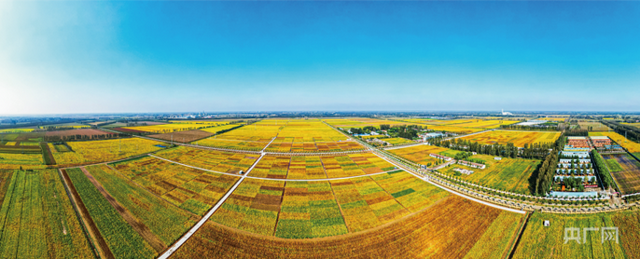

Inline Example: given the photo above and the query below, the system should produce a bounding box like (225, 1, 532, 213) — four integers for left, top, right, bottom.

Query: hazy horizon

(2, 1, 639, 114)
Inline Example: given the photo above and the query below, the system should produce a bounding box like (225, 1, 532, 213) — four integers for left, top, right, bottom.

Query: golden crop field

(439, 154, 540, 194)
(197, 124, 281, 151)
(123, 122, 220, 133)
(199, 124, 240, 134)
(622, 123, 640, 128)
(323, 118, 409, 128)
(154, 146, 259, 174)
(389, 145, 456, 166)
(197, 119, 364, 152)
(50, 138, 165, 166)
(111, 156, 240, 215)
(169, 120, 231, 125)
(513, 212, 632, 258)
(447, 119, 519, 129)
(428, 125, 485, 134)
(0, 128, 34, 133)
(460, 130, 561, 147)
(0, 153, 45, 169)
(249, 153, 396, 179)
(172, 195, 524, 258)
(590, 132, 640, 153)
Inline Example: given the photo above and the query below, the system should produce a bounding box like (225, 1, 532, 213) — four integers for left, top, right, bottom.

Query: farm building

(560, 151, 590, 159)
(567, 137, 592, 149)
(453, 167, 474, 175)
(590, 136, 612, 148)
(457, 160, 486, 169)
(429, 153, 453, 161)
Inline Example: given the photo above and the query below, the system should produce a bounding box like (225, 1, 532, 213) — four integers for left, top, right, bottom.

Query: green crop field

(66, 168, 156, 258)
(275, 181, 348, 239)
(211, 179, 285, 236)
(110, 157, 240, 215)
(440, 155, 540, 194)
(512, 212, 635, 258)
(0, 170, 94, 258)
(86, 165, 196, 245)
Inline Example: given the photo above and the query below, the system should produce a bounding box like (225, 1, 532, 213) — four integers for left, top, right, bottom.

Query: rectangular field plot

(380, 137, 415, 146)
(196, 124, 281, 151)
(578, 121, 610, 131)
(154, 146, 259, 174)
(66, 168, 157, 258)
(370, 171, 449, 212)
(148, 129, 213, 143)
(440, 155, 539, 194)
(110, 157, 240, 215)
(323, 118, 409, 128)
(265, 120, 364, 152)
(388, 145, 452, 166)
(460, 130, 561, 147)
(0, 153, 45, 170)
(446, 119, 519, 129)
(0, 170, 94, 258)
(86, 165, 196, 245)
(50, 138, 164, 166)
(249, 153, 396, 179)
(122, 122, 226, 133)
(210, 179, 285, 236)
(275, 181, 348, 238)
(602, 154, 640, 195)
(513, 212, 630, 259)
(330, 176, 410, 232)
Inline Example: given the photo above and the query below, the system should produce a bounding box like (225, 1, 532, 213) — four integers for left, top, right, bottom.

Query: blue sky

(1, 1, 639, 114)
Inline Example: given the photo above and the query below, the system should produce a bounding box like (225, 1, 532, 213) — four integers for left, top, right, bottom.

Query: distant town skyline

(1, 1, 639, 114)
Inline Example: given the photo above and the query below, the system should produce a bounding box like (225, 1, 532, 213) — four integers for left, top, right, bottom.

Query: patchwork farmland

(1, 115, 640, 259)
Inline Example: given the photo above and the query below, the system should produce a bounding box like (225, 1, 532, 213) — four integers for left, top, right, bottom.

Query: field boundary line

(149, 154, 398, 182)
(157, 153, 265, 259)
(507, 211, 532, 259)
(58, 169, 114, 259)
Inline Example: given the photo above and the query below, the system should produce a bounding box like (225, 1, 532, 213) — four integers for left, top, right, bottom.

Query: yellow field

(590, 132, 640, 153)
(389, 145, 454, 166)
(123, 122, 222, 133)
(169, 120, 231, 125)
(622, 123, 640, 128)
(0, 153, 45, 169)
(323, 118, 409, 128)
(0, 128, 34, 133)
(39, 125, 90, 129)
(197, 124, 281, 151)
(198, 119, 363, 152)
(199, 124, 240, 134)
(447, 120, 518, 129)
(50, 138, 165, 166)
(460, 130, 561, 147)
(361, 135, 387, 139)
(428, 126, 484, 134)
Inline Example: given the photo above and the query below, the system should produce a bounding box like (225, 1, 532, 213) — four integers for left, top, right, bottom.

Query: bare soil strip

(79, 167, 167, 253)
(59, 169, 115, 259)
